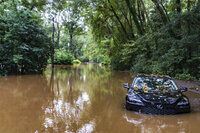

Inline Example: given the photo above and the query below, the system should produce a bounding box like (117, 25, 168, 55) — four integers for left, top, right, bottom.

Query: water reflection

(123, 112, 190, 133)
(41, 65, 100, 132)
(0, 75, 51, 133)
(0, 64, 200, 133)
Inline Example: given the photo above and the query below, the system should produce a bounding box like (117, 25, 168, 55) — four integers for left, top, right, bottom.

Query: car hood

(138, 92, 181, 104)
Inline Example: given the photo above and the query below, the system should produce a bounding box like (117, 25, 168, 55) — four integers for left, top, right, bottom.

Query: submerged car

(124, 74, 190, 115)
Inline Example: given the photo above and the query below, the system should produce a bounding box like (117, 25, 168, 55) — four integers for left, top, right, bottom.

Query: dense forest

(0, 0, 199, 81)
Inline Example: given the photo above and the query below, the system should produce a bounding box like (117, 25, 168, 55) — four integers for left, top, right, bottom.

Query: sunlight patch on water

(123, 114, 143, 125)
(44, 108, 51, 114)
(160, 124, 167, 128)
(43, 91, 91, 132)
(77, 121, 95, 133)
(76, 92, 90, 111)
(44, 118, 53, 128)
(53, 99, 64, 116)
(82, 92, 90, 102)
(83, 73, 86, 81)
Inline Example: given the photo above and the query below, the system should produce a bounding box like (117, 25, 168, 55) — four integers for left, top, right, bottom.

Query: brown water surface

(0, 64, 200, 133)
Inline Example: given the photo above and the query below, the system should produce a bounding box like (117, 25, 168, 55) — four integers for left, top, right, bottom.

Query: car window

(132, 77, 178, 92)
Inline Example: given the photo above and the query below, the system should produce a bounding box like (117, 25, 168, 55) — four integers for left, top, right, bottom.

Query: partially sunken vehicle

(124, 74, 190, 115)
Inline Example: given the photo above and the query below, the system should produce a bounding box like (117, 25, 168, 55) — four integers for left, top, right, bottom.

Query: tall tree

(62, 0, 84, 58)
(0, 2, 51, 75)
(51, 17, 55, 68)
(125, 0, 144, 35)
(107, 0, 129, 38)
(44, 0, 66, 68)
(176, 0, 181, 13)
(151, 0, 169, 24)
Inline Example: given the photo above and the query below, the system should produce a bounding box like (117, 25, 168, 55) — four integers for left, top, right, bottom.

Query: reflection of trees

(0, 75, 51, 133)
(41, 64, 133, 132)
(42, 65, 93, 132)
(81, 69, 132, 133)
(123, 112, 196, 133)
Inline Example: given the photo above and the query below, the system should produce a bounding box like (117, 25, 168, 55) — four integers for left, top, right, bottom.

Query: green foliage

(129, 5, 200, 80)
(0, 3, 51, 75)
(175, 73, 196, 81)
(95, 39, 111, 65)
(83, 0, 200, 80)
(54, 48, 74, 65)
(21, 0, 48, 11)
(79, 56, 89, 62)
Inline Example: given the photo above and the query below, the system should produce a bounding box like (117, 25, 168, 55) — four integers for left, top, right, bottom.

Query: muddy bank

(175, 79, 200, 94)
(175, 80, 200, 112)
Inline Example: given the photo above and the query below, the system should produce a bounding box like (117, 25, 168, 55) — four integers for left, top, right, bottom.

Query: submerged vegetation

(0, 0, 199, 81)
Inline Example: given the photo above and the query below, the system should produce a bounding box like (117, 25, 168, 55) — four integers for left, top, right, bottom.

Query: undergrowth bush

(54, 48, 74, 65)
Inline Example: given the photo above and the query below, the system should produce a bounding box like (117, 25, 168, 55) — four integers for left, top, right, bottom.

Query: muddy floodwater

(0, 64, 200, 133)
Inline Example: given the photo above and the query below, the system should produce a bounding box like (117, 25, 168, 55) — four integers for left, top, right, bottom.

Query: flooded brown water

(0, 64, 200, 133)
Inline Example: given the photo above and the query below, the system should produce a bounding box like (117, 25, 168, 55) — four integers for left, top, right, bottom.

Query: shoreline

(175, 79, 200, 94)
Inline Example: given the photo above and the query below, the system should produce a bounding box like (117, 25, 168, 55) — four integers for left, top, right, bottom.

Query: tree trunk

(160, 0, 170, 21)
(176, 0, 181, 39)
(51, 17, 55, 68)
(107, 0, 129, 39)
(187, 0, 191, 11)
(69, 33, 73, 51)
(74, 50, 77, 59)
(140, 0, 153, 30)
(151, 0, 169, 24)
(187, 0, 191, 36)
(56, 22, 60, 46)
(137, 0, 145, 32)
(125, 0, 144, 35)
(121, 9, 135, 39)
(176, 0, 181, 13)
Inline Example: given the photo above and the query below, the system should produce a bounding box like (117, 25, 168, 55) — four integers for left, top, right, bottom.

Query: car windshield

(132, 76, 178, 92)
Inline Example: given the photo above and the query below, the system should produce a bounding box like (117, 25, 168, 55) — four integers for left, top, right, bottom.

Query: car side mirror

(123, 83, 129, 89)
(180, 87, 188, 92)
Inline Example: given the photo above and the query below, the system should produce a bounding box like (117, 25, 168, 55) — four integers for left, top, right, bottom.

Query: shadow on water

(0, 64, 200, 133)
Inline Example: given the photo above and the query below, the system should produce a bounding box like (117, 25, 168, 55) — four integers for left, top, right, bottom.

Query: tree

(80, 0, 200, 80)
(62, 0, 85, 58)
(0, 2, 51, 75)
(125, 0, 144, 35)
